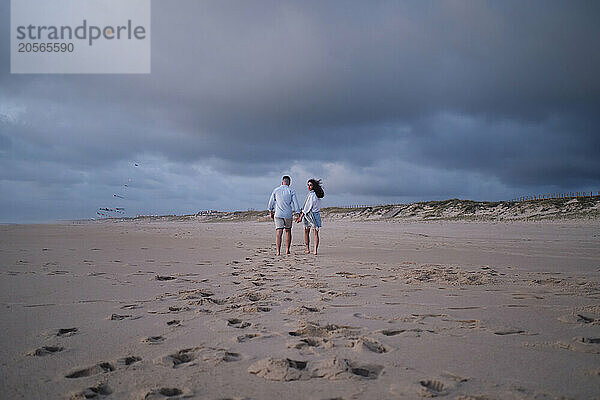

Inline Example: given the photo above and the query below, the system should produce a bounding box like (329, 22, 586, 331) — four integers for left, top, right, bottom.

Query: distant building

(196, 210, 219, 216)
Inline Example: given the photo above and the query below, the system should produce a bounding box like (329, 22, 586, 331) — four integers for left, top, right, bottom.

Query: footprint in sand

(352, 312, 386, 321)
(248, 357, 383, 381)
(418, 380, 449, 397)
(223, 352, 242, 362)
(247, 358, 308, 381)
(558, 313, 598, 325)
(27, 346, 64, 356)
(580, 337, 600, 344)
(302, 305, 320, 312)
(348, 337, 390, 354)
(493, 329, 526, 336)
(57, 327, 78, 337)
(416, 372, 469, 398)
(65, 362, 115, 378)
(109, 313, 137, 320)
(143, 336, 166, 344)
(288, 322, 361, 339)
(71, 383, 112, 399)
(380, 328, 434, 337)
(237, 333, 260, 343)
(204, 297, 227, 305)
(47, 270, 70, 275)
(288, 337, 330, 350)
(349, 364, 383, 379)
(179, 289, 214, 300)
(117, 356, 142, 366)
(158, 348, 198, 368)
(228, 318, 251, 329)
(245, 292, 266, 302)
(144, 387, 189, 399)
(120, 303, 143, 310)
(155, 275, 176, 281)
(287, 305, 321, 315)
(389, 373, 468, 398)
(575, 314, 596, 323)
(148, 306, 192, 315)
(168, 306, 191, 313)
(557, 336, 600, 354)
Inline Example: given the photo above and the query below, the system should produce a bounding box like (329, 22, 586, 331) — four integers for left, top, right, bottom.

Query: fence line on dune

(333, 204, 391, 209)
(510, 191, 600, 202)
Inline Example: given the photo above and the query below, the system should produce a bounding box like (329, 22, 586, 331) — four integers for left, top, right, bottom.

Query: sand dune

(125, 196, 600, 224)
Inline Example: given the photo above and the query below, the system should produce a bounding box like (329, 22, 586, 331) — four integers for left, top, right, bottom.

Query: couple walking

(267, 175, 324, 256)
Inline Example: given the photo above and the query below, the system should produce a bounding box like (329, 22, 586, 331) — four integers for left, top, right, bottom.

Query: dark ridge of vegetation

(95, 196, 600, 223)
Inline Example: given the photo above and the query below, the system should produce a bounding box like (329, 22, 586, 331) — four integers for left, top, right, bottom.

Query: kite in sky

(96, 162, 140, 219)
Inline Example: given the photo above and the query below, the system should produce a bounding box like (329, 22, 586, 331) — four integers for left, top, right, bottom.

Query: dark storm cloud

(1, 0, 599, 222)
(403, 113, 600, 187)
(148, 0, 600, 129)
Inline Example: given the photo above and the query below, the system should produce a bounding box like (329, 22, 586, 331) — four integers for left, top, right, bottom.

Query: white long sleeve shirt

(302, 191, 321, 214)
(268, 185, 301, 219)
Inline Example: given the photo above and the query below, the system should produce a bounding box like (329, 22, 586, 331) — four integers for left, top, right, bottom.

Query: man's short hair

(282, 175, 291, 185)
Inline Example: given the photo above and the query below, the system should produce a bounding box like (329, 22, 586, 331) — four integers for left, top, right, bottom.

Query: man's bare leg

(313, 228, 319, 255)
(285, 228, 292, 255)
(304, 227, 311, 253)
(275, 229, 283, 255)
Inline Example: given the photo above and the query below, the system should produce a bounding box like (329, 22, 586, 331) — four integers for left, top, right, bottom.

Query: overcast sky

(1, 0, 599, 223)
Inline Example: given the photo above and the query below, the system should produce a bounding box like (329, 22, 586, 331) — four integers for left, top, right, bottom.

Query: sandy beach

(1, 219, 599, 399)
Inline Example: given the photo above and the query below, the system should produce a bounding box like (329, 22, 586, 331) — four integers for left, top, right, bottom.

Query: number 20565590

(18, 42, 74, 52)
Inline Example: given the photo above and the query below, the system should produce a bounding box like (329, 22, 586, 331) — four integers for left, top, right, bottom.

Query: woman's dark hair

(308, 178, 324, 198)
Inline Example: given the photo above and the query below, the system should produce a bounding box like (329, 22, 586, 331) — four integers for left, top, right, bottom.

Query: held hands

(270, 211, 274, 220)
(295, 213, 303, 223)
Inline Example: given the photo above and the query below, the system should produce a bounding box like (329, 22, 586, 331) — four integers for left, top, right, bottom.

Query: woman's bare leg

(313, 228, 319, 255)
(304, 227, 311, 253)
(285, 228, 292, 255)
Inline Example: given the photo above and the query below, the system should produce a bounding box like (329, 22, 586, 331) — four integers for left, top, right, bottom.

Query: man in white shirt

(267, 175, 301, 255)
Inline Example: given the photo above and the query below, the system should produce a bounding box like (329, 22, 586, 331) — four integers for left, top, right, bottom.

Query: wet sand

(1, 219, 599, 399)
